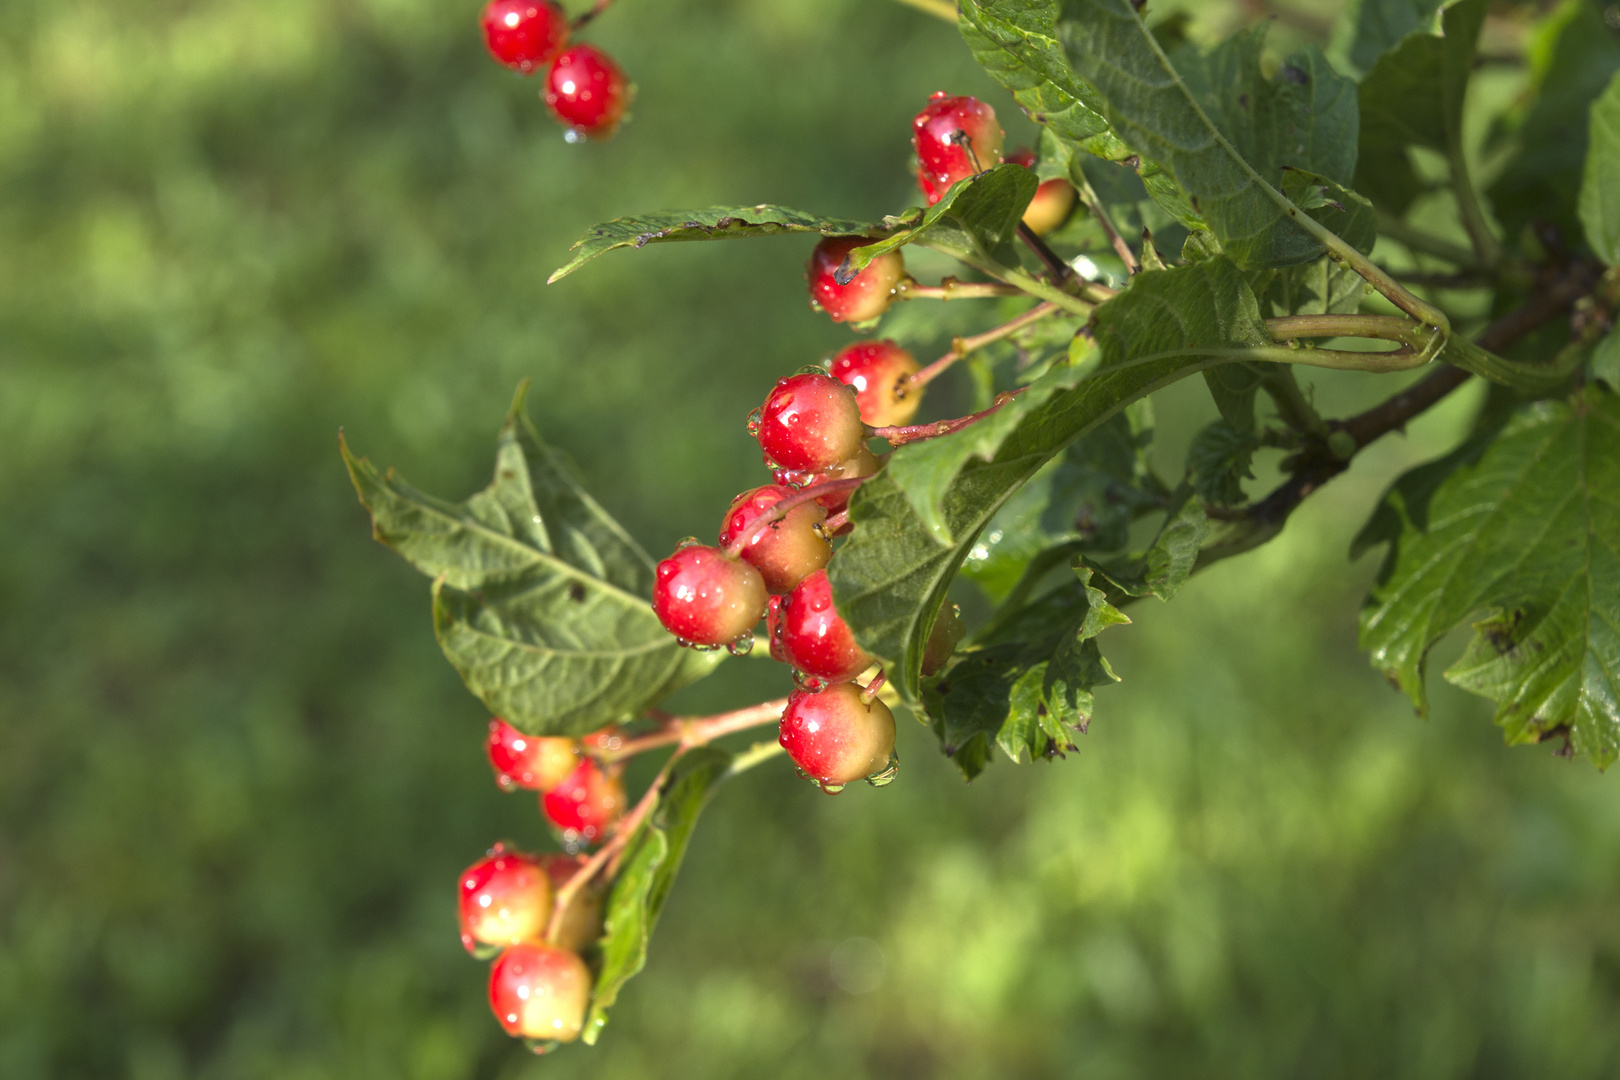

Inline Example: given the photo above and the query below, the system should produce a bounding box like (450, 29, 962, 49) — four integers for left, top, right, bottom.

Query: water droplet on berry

(792, 670, 827, 692)
(675, 536, 700, 549)
(796, 364, 827, 376)
(818, 781, 847, 795)
(727, 631, 755, 657)
(745, 408, 763, 436)
(487, 841, 509, 856)
(675, 637, 693, 648)
(523, 1037, 563, 1056)
(866, 750, 900, 787)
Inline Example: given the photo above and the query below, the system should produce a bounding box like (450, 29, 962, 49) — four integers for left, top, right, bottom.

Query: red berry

(488, 943, 592, 1042)
(537, 853, 606, 952)
(913, 92, 1005, 205)
(828, 340, 923, 427)
(807, 236, 906, 324)
(542, 759, 625, 843)
(1006, 148, 1076, 236)
(766, 595, 788, 662)
(779, 568, 872, 682)
(718, 485, 832, 594)
(484, 719, 579, 792)
(544, 45, 632, 138)
(481, 0, 569, 73)
(459, 845, 554, 953)
(652, 544, 768, 647)
(772, 445, 881, 516)
(756, 373, 866, 473)
(779, 681, 897, 789)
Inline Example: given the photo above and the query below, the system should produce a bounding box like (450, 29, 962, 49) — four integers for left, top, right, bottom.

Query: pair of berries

(481, 0, 632, 138)
(912, 92, 1076, 234)
(460, 844, 602, 1043)
(486, 718, 625, 844)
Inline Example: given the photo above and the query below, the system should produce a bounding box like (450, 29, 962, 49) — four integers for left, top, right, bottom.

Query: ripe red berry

(481, 0, 569, 74)
(718, 485, 832, 594)
(459, 845, 554, 953)
(544, 45, 632, 139)
(756, 373, 866, 474)
(542, 758, 626, 843)
(484, 719, 579, 792)
(779, 568, 872, 682)
(652, 544, 769, 647)
(828, 340, 923, 427)
(1006, 148, 1078, 236)
(772, 445, 881, 516)
(488, 942, 592, 1042)
(537, 853, 606, 952)
(913, 92, 1005, 205)
(807, 236, 906, 324)
(779, 681, 897, 789)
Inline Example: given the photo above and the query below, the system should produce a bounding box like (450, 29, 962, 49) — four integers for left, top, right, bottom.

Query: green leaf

(1055, 0, 1367, 268)
(922, 565, 1128, 778)
(1092, 494, 1211, 602)
(1355, 0, 1488, 216)
(1595, 329, 1620, 391)
(1187, 421, 1258, 506)
(584, 747, 736, 1043)
(342, 387, 720, 735)
(848, 164, 1038, 276)
(830, 258, 1270, 703)
(1579, 72, 1620, 263)
(1344, 0, 1446, 73)
(1357, 390, 1620, 767)
(547, 206, 876, 283)
(1255, 255, 1367, 318)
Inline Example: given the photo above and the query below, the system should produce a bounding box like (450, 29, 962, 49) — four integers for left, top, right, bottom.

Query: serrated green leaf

(923, 565, 1127, 778)
(342, 388, 720, 735)
(1187, 420, 1258, 506)
(1257, 255, 1367, 318)
(584, 747, 735, 1043)
(1579, 72, 1620, 264)
(1344, 0, 1446, 73)
(1053, 0, 1366, 268)
(1093, 494, 1211, 602)
(830, 258, 1269, 703)
(1358, 390, 1620, 767)
(547, 206, 876, 283)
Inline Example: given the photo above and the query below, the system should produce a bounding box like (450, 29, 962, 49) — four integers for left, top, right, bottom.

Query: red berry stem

(1074, 175, 1140, 274)
(722, 477, 868, 558)
(821, 508, 850, 534)
(898, 277, 1025, 302)
(592, 697, 791, 763)
(1017, 222, 1076, 284)
(906, 301, 1063, 390)
(869, 389, 1027, 447)
(569, 0, 613, 29)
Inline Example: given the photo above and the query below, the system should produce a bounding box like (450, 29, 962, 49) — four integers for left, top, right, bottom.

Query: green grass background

(3, 0, 1619, 1076)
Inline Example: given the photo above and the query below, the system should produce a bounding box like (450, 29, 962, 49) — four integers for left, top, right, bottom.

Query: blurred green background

(4, 0, 1620, 1076)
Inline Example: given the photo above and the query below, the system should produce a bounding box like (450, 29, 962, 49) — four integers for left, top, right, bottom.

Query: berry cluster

(458, 719, 629, 1046)
(480, 0, 632, 139)
(912, 92, 1076, 236)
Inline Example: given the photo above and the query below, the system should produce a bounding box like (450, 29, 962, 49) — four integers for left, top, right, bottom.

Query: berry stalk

(722, 477, 868, 557)
(907, 301, 1062, 389)
(593, 698, 791, 763)
(898, 278, 1026, 301)
(868, 389, 1026, 447)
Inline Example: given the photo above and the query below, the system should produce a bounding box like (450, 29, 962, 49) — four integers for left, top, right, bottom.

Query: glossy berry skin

(1006, 148, 1078, 236)
(913, 92, 1005, 205)
(766, 595, 788, 663)
(757, 373, 866, 474)
(459, 845, 553, 953)
(538, 853, 606, 952)
(779, 569, 872, 682)
(481, 0, 569, 74)
(807, 236, 906, 324)
(829, 340, 922, 427)
(485, 718, 579, 792)
(718, 485, 831, 594)
(545, 46, 632, 138)
(542, 759, 626, 843)
(779, 682, 897, 788)
(773, 446, 880, 516)
(489, 943, 592, 1042)
(653, 544, 768, 647)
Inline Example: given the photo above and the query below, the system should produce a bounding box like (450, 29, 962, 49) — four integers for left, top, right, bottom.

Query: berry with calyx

(484, 718, 579, 792)
(921, 602, 966, 677)
(542, 759, 625, 843)
(772, 445, 880, 516)
(756, 373, 866, 474)
(545, 45, 632, 139)
(779, 568, 872, 682)
(481, 0, 569, 74)
(779, 681, 897, 789)
(459, 845, 553, 953)
(807, 236, 906, 324)
(828, 340, 922, 427)
(537, 853, 606, 952)
(488, 942, 592, 1042)
(1006, 148, 1078, 236)
(718, 485, 832, 594)
(653, 544, 768, 647)
(913, 92, 1005, 205)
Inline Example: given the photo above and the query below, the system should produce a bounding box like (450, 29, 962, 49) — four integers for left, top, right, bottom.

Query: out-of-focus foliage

(4, 0, 1620, 1078)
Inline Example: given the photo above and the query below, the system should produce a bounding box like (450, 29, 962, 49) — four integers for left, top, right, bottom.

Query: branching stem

(869, 389, 1026, 446)
(570, 0, 614, 30)
(898, 278, 1025, 301)
(1075, 174, 1139, 273)
(908, 301, 1062, 389)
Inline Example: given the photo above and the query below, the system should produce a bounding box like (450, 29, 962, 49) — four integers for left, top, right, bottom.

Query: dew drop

(675, 536, 701, 549)
(792, 670, 828, 692)
(796, 364, 828, 376)
(692, 642, 720, 653)
(675, 637, 693, 649)
(866, 750, 900, 787)
(818, 781, 847, 795)
(745, 408, 763, 436)
(727, 630, 755, 657)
